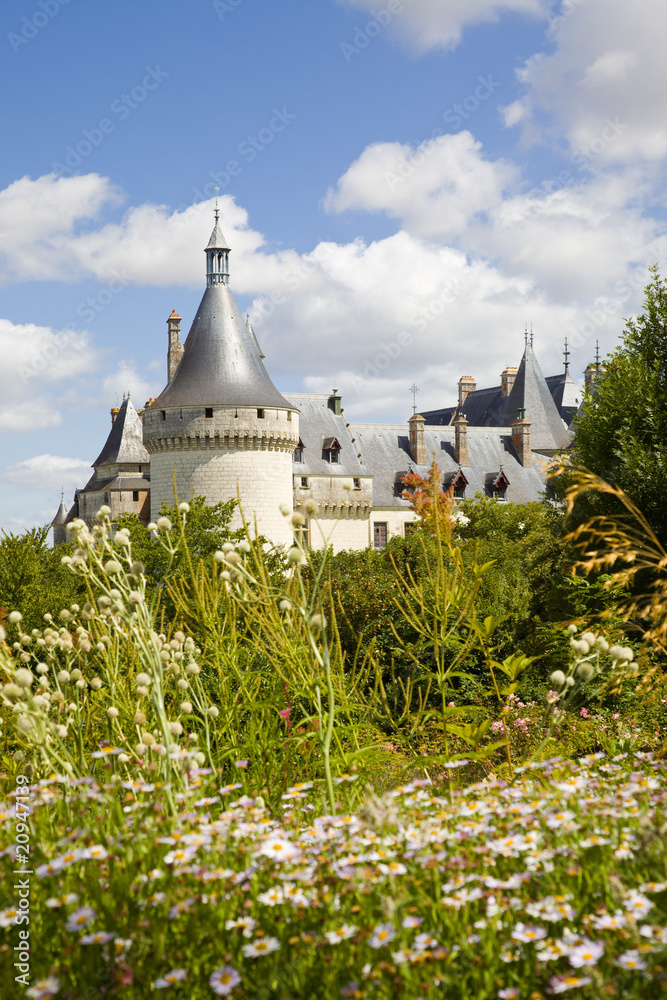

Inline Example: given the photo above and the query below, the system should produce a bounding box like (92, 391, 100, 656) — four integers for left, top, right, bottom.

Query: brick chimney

(512, 410, 532, 467)
(501, 365, 517, 398)
(167, 309, 183, 382)
(454, 414, 469, 466)
(408, 413, 427, 465)
(458, 376, 476, 407)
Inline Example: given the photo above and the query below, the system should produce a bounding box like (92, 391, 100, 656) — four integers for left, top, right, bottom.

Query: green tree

(0, 527, 87, 631)
(569, 266, 667, 544)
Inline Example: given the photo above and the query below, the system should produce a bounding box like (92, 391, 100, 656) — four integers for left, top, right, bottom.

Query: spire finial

(563, 337, 570, 372)
(410, 383, 420, 415)
(524, 323, 529, 346)
(595, 339, 601, 370)
(530, 323, 534, 348)
(61, 487, 64, 503)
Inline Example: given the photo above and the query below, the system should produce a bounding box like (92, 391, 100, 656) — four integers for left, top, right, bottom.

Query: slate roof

(421, 344, 574, 453)
(51, 500, 68, 527)
(205, 216, 230, 250)
(545, 371, 582, 427)
(150, 283, 294, 410)
(350, 422, 551, 508)
(93, 398, 151, 468)
(80, 474, 151, 494)
(285, 394, 365, 476)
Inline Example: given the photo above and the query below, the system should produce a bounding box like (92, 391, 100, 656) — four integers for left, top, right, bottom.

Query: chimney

(328, 388, 342, 416)
(501, 365, 517, 398)
(110, 406, 120, 425)
(458, 376, 476, 407)
(454, 414, 469, 466)
(512, 410, 532, 467)
(408, 413, 427, 465)
(167, 309, 183, 382)
(584, 363, 604, 391)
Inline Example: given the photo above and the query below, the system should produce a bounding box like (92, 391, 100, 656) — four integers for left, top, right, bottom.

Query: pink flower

(279, 708, 291, 720)
(234, 760, 249, 769)
(580, 708, 589, 718)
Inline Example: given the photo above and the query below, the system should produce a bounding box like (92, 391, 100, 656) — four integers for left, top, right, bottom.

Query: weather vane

(409, 383, 420, 415)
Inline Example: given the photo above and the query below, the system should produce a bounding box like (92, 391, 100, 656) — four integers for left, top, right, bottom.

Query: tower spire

(205, 208, 231, 287)
(563, 337, 570, 372)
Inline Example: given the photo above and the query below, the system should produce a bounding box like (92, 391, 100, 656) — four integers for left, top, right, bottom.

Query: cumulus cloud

(3, 455, 92, 491)
(339, 0, 548, 53)
(101, 361, 163, 407)
(0, 318, 99, 431)
(324, 133, 516, 240)
(514, 0, 667, 164)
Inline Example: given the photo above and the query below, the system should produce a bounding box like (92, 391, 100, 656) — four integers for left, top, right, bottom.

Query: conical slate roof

(246, 315, 265, 360)
(93, 397, 151, 467)
(206, 217, 230, 250)
(545, 369, 582, 427)
(51, 499, 68, 527)
(497, 344, 572, 452)
(150, 282, 293, 410)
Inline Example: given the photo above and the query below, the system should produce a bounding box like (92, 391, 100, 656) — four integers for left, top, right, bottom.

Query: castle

(52, 211, 588, 551)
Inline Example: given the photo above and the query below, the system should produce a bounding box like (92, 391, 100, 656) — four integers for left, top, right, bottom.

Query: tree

(569, 267, 667, 543)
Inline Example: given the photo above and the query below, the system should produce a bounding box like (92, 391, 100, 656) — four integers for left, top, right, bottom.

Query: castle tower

(51, 493, 68, 546)
(142, 211, 299, 545)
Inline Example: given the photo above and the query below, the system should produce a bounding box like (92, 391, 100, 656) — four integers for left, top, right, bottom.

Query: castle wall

(144, 405, 299, 547)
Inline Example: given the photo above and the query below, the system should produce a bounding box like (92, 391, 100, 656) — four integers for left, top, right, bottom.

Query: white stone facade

(143, 404, 299, 546)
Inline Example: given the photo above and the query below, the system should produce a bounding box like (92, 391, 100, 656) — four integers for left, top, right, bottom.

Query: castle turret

(143, 212, 299, 545)
(51, 494, 68, 547)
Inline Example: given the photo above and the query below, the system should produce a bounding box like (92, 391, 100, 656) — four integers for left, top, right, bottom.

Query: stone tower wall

(144, 405, 299, 546)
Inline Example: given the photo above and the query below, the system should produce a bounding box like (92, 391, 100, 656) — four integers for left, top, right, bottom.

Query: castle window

(293, 440, 304, 463)
(323, 437, 341, 464)
(161, 410, 166, 421)
(205, 407, 213, 418)
(287, 411, 292, 421)
(353, 478, 361, 489)
(373, 522, 388, 550)
(257, 408, 265, 419)
(487, 470, 510, 501)
(300, 477, 309, 488)
(444, 469, 469, 501)
(132, 491, 139, 502)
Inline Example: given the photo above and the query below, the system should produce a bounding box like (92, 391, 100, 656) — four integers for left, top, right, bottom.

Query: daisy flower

(66, 906, 96, 932)
(617, 950, 647, 970)
(511, 923, 547, 943)
(0, 907, 18, 927)
(624, 891, 653, 917)
(242, 937, 280, 958)
(591, 912, 626, 930)
(498, 990, 519, 999)
(154, 969, 188, 988)
(550, 975, 592, 993)
(26, 978, 60, 999)
(209, 966, 241, 996)
(413, 932, 439, 952)
(168, 898, 195, 919)
(257, 887, 284, 906)
(324, 923, 358, 945)
(225, 916, 256, 937)
(258, 836, 300, 861)
(402, 915, 423, 929)
(81, 931, 115, 945)
(568, 939, 604, 968)
(369, 922, 395, 949)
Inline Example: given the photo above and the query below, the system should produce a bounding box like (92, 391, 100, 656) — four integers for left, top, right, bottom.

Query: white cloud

(514, 0, 667, 164)
(339, 0, 548, 53)
(101, 362, 163, 407)
(3, 454, 91, 491)
(0, 318, 99, 431)
(324, 133, 516, 239)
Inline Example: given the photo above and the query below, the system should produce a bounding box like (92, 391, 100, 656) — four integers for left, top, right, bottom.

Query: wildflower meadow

(1, 483, 666, 998)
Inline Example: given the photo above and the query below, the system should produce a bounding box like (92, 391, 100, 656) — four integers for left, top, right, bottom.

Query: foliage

(568, 266, 667, 545)
(1, 758, 667, 998)
(400, 460, 455, 536)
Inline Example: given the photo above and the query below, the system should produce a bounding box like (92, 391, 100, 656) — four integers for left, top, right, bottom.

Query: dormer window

(293, 439, 305, 463)
(323, 437, 342, 464)
(443, 469, 468, 500)
(487, 470, 510, 501)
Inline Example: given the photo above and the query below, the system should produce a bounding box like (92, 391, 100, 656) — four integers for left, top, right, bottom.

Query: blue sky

(1, 0, 666, 531)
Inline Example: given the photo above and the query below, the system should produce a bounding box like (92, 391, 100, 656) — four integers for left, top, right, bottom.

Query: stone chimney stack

(454, 414, 469, 466)
(110, 406, 120, 425)
(328, 388, 342, 416)
(501, 366, 517, 398)
(512, 410, 532, 467)
(458, 376, 477, 407)
(167, 310, 183, 382)
(408, 413, 427, 466)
